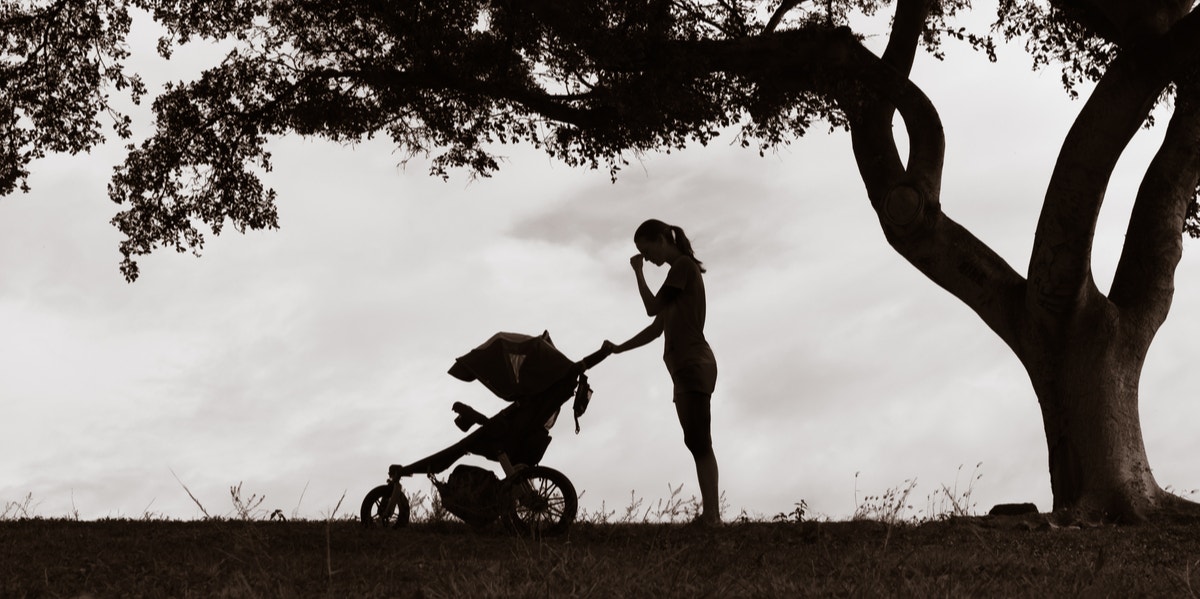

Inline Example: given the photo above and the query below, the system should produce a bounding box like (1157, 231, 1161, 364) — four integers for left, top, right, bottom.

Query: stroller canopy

(448, 331, 577, 401)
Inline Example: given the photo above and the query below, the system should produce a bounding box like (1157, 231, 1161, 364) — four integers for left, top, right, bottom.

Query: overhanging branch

(1109, 84, 1200, 335)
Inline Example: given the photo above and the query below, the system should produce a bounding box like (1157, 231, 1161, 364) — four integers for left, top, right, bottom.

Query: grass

(3, 471, 1200, 598)
(4, 512, 1200, 597)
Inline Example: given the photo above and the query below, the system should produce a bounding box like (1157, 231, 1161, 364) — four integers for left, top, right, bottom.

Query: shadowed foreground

(3, 516, 1200, 597)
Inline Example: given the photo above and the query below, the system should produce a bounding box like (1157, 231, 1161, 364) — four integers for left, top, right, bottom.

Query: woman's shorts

(666, 357, 718, 398)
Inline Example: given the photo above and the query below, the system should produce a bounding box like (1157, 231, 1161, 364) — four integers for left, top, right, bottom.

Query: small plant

(1166, 485, 1200, 501)
(229, 482, 268, 520)
(405, 488, 454, 524)
(170, 469, 211, 519)
(853, 472, 918, 525)
(927, 463, 983, 520)
(430, 492, 449, 524)
(1, 493, 38, 520)
(291, 481, 309, 520)
(773, 500, 808, 523)
(622, 490, 646, 523)
(579, 498, 618, 525)
(324, 492, 347, 587)
(643, 483, 697, 523)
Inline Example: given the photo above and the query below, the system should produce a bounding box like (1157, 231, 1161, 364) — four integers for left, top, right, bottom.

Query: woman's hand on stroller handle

(579, 343, 615, 370)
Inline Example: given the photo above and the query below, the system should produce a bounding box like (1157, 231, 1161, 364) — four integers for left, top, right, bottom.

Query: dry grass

(4, 472, 1199, 597)
(3, 512, 1200, 597)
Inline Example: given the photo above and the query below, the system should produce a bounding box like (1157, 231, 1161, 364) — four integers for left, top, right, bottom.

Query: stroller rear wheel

(360, 483, 410, 529)
(501, 466, 577, 537)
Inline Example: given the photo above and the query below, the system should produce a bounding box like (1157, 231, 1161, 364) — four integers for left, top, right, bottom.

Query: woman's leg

(675, 391, 720, 524)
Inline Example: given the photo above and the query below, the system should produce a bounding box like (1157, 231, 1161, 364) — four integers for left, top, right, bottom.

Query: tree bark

(1018, 286, 1168, 521)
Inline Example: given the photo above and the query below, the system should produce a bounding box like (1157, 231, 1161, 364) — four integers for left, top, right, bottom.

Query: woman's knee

(683, 432, 713, 458)
(675, 394, 713, 457)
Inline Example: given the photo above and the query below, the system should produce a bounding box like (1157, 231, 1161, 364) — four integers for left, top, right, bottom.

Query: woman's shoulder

(669, 255, 702, 273)
(665, 255, 703, 288)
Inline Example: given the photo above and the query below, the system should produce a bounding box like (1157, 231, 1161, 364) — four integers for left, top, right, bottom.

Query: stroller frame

(360, 336, 609, 536)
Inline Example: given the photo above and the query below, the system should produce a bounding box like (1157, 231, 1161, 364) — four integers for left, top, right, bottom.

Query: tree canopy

(1, 0, 144, 196)
(4, 1, 1197, 279)
(99, 0, 1166, 281)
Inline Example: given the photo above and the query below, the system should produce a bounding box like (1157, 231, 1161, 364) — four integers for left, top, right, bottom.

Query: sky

(2, 5, 1198, 522)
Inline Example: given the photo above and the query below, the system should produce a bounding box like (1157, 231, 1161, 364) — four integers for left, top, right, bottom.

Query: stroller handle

(577, 346, 613, 371)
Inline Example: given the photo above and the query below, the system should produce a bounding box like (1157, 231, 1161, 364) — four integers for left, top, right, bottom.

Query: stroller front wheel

(501, 466, 577, 537)
(360, 483, 410, 529)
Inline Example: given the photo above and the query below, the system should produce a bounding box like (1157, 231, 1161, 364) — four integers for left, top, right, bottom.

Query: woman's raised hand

(629, 254, 644, 271)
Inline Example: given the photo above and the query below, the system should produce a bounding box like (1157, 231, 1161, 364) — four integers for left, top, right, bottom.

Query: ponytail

(634, 219, 706, 273)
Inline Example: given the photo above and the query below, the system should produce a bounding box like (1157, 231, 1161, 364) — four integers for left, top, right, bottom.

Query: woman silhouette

(603, 219, 721, 527)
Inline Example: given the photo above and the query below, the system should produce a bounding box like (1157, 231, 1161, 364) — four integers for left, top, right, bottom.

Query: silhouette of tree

(1, 0, 145, 195)
(100, 0, 1200, 521)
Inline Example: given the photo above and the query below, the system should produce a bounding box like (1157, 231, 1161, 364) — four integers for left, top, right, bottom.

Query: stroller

(360, 331, 610, 536)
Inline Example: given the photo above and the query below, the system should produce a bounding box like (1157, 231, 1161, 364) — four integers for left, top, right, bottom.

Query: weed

(579, 499, 618, 525)
(291, 480, 309, 520)
(406, 488, 430, 521)
(623, 490, 646, 523)
(428, 490, 449, 524)
(68, 490, 80, 521)
(773, 500, 809, 523)
(324, 492, 347, 587)
(229, 482, 268, 520)
(853, 472, 918, 525)
(1166, 485, 1200, 501)
(170, 468, 211, 519)
(1, 492, 37, 520)
(927, 462, 983, 520)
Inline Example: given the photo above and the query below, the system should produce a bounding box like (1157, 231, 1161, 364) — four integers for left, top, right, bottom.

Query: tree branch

(880, 0, 929, 76)
(841, 0, 1026, 349)
(846, 0, 933, 194)
(318, 66, 614, 130)
(1051, 0, 1192, 46)
(1109, 84, 1200, 336)
(764, 0, 804, 34)
(1026, 53, 1167, 316)
(847, 0, 942, 208)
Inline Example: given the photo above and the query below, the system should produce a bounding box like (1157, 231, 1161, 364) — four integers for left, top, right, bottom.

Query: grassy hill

(3, 513, 1199, 597)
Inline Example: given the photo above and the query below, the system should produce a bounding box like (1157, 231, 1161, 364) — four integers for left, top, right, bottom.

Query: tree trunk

(836, 0, 1200, 522)
(1020, 291, 1169, 522)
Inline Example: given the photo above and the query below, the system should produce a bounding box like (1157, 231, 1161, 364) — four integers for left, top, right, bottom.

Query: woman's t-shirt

(660, 256, 716, 393)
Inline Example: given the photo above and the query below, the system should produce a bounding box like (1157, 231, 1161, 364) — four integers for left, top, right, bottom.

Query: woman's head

(634, 219, 705, 272)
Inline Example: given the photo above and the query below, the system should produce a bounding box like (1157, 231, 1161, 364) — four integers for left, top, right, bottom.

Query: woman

(602, 219, 721, 527)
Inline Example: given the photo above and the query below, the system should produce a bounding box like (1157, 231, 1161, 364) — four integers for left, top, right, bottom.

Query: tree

(1, 0, 144, 196)
(106, 0, 1200, 521)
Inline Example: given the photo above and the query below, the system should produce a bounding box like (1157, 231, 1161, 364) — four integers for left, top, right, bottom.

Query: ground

(3, 512, 1200, 597)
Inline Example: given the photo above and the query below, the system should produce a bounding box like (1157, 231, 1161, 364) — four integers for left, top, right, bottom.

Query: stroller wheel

(360, 483, 410, 529)
(501, 466, 577, 537)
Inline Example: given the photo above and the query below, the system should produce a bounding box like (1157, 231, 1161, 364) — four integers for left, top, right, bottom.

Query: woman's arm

(603, 316, 664, 354)
(632, 255, 681, 316)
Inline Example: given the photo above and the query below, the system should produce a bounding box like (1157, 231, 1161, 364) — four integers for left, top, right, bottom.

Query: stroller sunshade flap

(448, 331, 576, 401)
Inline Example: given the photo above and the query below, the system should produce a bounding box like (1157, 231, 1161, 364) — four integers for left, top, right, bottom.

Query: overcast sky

(2, 5, 1198, 521)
